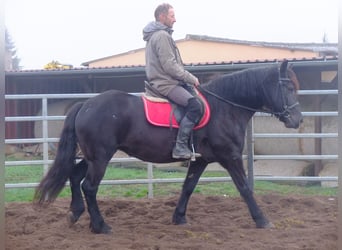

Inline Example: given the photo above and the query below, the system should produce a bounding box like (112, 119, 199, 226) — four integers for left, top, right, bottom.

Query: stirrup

(190, 152, 201, 161)
(190, 143, 201, 161)
(172, 151, 201, 161)
(172, 151, 192, 160)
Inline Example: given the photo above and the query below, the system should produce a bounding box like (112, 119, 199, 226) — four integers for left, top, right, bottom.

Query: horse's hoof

(91, 223, 112, 234)
(264, 222, 275, 229)
(172, 214, 187, 225)
(100, 224, 112, 234)
(67, 211, 78, 226)
(256, 220, 274, 229)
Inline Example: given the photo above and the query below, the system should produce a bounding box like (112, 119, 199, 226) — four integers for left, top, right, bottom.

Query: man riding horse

(143, 3, 202, 160)
(34, 3, 303, 235)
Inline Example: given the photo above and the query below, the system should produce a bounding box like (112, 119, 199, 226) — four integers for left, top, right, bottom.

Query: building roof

(81, 34, 338, 66)
(184, 34, 338, 54)
(6, 56, 338, 77)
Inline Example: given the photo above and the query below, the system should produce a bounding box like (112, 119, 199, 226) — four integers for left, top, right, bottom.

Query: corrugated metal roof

(5, 56, 338, 77)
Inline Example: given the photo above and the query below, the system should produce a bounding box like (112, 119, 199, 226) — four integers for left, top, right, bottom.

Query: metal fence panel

(4, 91, 339, 196)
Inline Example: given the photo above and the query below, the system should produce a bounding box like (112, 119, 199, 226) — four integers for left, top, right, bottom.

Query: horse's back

(74, 90, 143, 141)
(79, 90, 141, 115)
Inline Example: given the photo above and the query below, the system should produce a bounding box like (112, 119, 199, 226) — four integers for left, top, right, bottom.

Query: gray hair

(154, 3, 173, 21)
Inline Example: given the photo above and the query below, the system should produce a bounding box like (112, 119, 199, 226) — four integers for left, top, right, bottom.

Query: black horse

(34, 61, 303, 234)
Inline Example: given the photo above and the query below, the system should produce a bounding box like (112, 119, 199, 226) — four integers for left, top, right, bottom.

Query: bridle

(270, 77, 300, 119)
(197, 75, 299, 119)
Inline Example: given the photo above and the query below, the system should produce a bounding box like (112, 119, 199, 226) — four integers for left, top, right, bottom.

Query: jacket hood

(143, 21, 173, 41)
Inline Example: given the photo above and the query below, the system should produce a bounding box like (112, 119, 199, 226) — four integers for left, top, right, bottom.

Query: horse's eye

(286, 84, 295, 92)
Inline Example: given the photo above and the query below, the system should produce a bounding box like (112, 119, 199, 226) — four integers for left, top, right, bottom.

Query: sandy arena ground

(6, 193, 337, 250)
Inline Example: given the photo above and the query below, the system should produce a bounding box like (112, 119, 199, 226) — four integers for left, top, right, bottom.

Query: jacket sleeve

(155, 33, 198, 85)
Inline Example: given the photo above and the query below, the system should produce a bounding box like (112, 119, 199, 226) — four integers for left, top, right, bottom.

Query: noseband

(197, 75, 299, 118)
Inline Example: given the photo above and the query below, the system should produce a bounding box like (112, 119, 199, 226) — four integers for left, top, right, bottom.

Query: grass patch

(253, 181, 337, 196)
(5, 163, 337, 202)
(5, 165, 44, 183)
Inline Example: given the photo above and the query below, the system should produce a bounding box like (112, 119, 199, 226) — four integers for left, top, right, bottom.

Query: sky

(5, 0, 339, 69)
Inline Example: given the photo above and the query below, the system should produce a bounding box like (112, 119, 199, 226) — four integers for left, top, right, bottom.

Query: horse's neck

(223, 73, 265, 109)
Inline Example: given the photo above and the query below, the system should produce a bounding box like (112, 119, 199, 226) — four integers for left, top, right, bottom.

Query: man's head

(154, 3, 176, 28)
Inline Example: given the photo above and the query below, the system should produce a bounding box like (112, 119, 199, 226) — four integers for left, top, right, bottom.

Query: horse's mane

(202, 66, 279, 106)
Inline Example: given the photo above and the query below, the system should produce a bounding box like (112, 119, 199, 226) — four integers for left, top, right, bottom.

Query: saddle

(142, 83, 210, 130)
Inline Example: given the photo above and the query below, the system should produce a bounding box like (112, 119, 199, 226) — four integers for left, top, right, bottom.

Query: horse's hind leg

(173, 159, 207, 225)
(67, 159, 88, 226)
(81, 159, 111, 234)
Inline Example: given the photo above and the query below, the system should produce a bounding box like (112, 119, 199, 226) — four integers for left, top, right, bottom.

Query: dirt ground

(5, 193, 337, 250)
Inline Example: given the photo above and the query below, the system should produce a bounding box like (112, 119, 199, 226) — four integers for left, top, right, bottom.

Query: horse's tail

(34, 102, 84, 204)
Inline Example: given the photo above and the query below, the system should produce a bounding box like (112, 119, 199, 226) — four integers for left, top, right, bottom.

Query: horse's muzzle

(280, 111, 303, 129)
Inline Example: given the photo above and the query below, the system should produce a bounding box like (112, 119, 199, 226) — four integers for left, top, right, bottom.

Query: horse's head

(269, 60, 303, 128)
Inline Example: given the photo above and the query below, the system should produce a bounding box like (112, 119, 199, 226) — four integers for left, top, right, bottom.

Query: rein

(197, 85, 261, 113)
(197, 77, 299, 118)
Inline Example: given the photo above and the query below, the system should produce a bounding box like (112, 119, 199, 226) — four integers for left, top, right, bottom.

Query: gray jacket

(143, 21, 197, 96)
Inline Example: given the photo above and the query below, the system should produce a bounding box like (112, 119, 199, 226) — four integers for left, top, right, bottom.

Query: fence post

(337, 17, 342, 248)
(147, 163, 154, 198)
(42, 97, 49, 175)
(314, 95, 323, 175)
(246, 118, 255, 191)
(0, 6, 5, 247)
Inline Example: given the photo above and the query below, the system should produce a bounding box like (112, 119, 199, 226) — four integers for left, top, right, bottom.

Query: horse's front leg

(67, 159, 87, 225)
(223, 155, 272, 228)
(172, 159, 207, 225)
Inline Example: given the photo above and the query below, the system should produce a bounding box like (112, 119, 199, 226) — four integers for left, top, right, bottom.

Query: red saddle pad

(142, 93, 210, 130)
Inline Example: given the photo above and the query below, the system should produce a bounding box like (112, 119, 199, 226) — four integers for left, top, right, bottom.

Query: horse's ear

(280, 60, 288, 77)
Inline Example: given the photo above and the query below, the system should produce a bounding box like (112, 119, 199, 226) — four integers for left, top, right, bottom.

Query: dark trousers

(167, 85, 203, 124)
(167, 85, 193, 107)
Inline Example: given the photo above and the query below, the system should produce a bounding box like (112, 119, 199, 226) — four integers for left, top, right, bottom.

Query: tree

(5, 29, 21, 70)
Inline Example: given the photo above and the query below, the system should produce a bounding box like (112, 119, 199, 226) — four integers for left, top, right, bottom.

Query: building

(82, 34, 337, 67)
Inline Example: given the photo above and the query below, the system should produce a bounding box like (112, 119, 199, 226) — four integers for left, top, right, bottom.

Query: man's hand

(194, 78, 200, 87)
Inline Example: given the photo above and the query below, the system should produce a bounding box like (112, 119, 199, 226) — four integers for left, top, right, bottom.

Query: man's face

(160, 8, 176, 28)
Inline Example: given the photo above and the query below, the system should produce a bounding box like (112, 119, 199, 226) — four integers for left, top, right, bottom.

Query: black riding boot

(172, 116, 201, 160)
